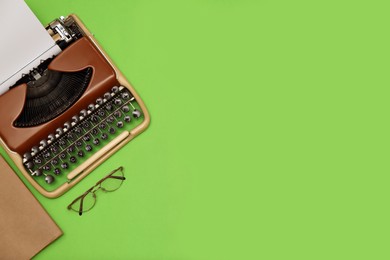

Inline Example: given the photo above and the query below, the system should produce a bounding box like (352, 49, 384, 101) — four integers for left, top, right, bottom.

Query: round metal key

(45, 175, 55, 184)
(33, 169, 43, 177)
(132, 109, 142, 118)
(93, 138, 100, 145)
(85, 145, 93, 152)
(54, 168, 61, 175)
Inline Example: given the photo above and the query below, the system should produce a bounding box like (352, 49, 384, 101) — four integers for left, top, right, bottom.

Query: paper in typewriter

(0, 0, 61, 95)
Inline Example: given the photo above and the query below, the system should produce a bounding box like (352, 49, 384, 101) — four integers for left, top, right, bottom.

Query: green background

(1, 0, 388, 259)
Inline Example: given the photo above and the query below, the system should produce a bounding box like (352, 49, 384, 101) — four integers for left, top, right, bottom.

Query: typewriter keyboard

(22, 86, 143, 191)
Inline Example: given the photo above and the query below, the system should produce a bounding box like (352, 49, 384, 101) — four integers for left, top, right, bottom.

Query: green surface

(0, 0, 389, 259)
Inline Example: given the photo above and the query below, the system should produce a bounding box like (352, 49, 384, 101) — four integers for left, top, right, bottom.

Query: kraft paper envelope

(0, 155, 62, 259)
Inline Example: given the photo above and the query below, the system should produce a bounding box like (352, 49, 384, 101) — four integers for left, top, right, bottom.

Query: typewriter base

(0, 14, 150, 198)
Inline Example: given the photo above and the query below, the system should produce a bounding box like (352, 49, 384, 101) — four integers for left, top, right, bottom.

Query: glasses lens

(101, 168, 124, 192)
(70, 192, 96, 213)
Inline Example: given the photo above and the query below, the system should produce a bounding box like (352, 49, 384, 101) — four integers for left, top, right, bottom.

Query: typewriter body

(0, 2, 150, 198)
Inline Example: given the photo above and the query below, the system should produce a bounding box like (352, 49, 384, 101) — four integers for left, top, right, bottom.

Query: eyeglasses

(67, 166, 125, 216)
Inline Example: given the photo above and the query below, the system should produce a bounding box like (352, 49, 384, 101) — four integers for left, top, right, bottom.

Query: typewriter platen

(0, 11, 150, 198)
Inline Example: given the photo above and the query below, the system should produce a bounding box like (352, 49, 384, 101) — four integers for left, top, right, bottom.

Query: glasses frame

(67, 166, 125, 216)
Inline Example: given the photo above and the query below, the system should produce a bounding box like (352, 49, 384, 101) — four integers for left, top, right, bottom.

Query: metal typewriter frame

(0, 14, 150, 198)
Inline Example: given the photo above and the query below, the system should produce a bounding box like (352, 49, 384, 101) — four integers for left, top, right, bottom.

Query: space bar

(67, 131, 129, 180)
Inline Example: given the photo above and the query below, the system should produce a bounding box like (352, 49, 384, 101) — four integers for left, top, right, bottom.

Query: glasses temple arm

(108, 176, 126, 180)
(79, 196, 84, 216)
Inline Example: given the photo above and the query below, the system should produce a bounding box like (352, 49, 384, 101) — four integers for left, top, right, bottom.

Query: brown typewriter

(0, 1, 150, 198)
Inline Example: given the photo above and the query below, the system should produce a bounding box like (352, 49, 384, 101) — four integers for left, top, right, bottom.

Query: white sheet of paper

(0, 0, 61, 95)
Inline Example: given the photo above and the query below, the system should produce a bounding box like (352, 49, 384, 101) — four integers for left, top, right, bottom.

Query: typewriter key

(114, 99, 122, 106)
(112, 86, 119, 93)
(101, 133, 108, 140)
(51, 145, 59, 153)
(43, 151, 51, 159)
(67, 133, 75, 140)
(117, 121, 124, 128)
(68, 145, 75, 153)
(45, 175, 55, 184)
(128, 101, 142, 118)
(70, 156, 77, 163)
(51, 158, 59, 166)
(74, 127, 82, 134)
(31, 146, 39, 154)
(114, 111, 122, 118)
(80, 109, 88, 117)
(59, 139, 67, 146)
(64, 121, 71, 130)
(104, 92, 112, 100)
(54, 168, 61, 175)
(122, 105, 130, 113)
(61, 163, 69, 169)
(72, 115, 79, 123)
(43, 165, 51, 171)
(26, 161, 34, 169)
(76, 141, 83, 147)
(83, 134, 91, 142)
(93, 138, 100, 145)
(40, 139, 48, 148)
(96, 98, 103, 105)
(48, 134, 56, 142)
(60, 153, 67, 160)
(107, 116, 115, 124)
(106, 104, 113, 111)
(122, 92, 130, 99)
(98, 110, 106, 117)
(82, 122, 91, 129)
(91, 115, 99, 123)
(56, 128, 64, 135)
(99, 122, 107, 129)
(132, 109, 142, 118)
(88, 104, 95, 111)
(124, 115, 131, 123)
(33, 169, 43, 177)
(91, 128, 99, 136)
(23, 152, 32, 160)
(85, 145, 93, 152)
(109, 127, 116, 134)
(34, 158, 42, 164)
(78, 151, 84, 157)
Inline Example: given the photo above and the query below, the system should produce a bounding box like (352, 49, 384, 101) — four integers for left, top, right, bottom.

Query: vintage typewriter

(0, 1, 150, 198)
